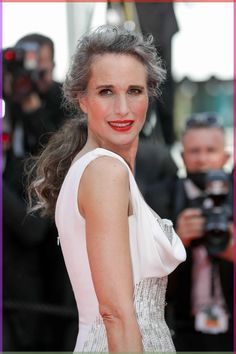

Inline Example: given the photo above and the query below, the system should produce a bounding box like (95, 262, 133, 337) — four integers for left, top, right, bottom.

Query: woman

(28, 25, 186, 352)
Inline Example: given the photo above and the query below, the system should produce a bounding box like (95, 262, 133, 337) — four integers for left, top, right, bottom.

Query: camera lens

(204, 212, 230, 255)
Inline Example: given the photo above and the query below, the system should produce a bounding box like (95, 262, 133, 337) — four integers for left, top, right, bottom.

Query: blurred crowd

(2, 4, 233, 351)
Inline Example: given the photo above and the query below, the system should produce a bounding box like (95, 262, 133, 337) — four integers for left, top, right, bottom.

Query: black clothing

(3, 81, 76, 350)
(167, 177, 233, 352)
(136, 3, 178, 145)
(3, 151, 50, 350)
(135, 139, 177, 219)
(8, 81, 65, 156)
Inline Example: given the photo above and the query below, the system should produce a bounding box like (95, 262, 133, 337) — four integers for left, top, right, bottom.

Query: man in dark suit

(167, 113, 233, 351)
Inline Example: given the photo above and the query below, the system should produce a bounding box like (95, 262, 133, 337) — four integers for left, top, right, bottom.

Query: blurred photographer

(167, 113, 233, 352)
(3, 34, 73, 350)
(3, 33, 66, 156)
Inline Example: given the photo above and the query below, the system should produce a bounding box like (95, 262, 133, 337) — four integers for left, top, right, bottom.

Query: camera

(3, 42, 41, 102)
(198, 170, 231, 255)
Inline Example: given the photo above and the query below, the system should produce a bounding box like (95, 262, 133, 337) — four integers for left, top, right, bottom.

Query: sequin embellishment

(156, 216, 174, 244)
(81, 277, 175, 352)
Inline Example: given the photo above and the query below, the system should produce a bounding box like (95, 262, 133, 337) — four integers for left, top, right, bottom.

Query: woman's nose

(114, 94, 129, 116)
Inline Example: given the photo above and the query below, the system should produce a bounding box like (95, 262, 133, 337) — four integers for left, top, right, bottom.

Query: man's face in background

(182, 127, 229, 173)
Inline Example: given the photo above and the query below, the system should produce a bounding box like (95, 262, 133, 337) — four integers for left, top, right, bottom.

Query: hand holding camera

(177, 170, 232, 256)
(3, 41, 54, 112)
(176, 208, 205, 246)
(3, 43, 41, 102)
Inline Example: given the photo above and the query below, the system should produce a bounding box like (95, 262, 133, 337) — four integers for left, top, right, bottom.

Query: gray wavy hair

(63, 25, 166, 114)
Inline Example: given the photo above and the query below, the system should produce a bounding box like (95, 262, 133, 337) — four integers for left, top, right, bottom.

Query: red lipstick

(108, 120, 134, 132)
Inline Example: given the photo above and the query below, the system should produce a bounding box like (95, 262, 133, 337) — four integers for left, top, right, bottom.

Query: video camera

(192, 170, 232, 255)
(3, 42, 41, 102)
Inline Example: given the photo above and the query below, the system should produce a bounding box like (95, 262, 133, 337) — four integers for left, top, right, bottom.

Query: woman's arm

(79, 156, 143, 352)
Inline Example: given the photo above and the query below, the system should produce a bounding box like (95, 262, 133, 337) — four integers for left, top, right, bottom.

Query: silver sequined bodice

(135, 277, 175, 352)
(81, 277, 175, 352)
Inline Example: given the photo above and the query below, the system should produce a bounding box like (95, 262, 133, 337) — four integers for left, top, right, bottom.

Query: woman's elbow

(99, 303, 136, 326)
(99, 303, 143, 352)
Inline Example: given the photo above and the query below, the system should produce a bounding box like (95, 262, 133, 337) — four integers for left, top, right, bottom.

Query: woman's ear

(78, 96, 88, 114)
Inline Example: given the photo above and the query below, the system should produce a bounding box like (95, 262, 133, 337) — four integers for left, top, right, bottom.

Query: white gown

(55, 148, 186, 352)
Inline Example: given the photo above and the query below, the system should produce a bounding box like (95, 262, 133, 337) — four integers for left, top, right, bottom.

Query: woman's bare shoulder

(79, 156, 129, 216)
(83, 156, 128, 183)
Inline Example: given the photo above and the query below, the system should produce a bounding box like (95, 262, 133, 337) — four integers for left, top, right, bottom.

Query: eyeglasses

(184, 113, 222, 130)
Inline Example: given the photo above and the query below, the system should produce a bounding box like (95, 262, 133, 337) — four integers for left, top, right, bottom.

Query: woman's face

(79, 53, 149, 149)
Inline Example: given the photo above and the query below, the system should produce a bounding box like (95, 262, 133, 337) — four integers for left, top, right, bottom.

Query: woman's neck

(84, 135, 139, 174)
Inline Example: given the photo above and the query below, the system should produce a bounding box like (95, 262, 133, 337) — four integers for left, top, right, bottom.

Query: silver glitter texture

(134, 277, 175, 353)
(81, 277, 175, 353)
(81, 316, 107, 352)
(156, 216, 174, 244)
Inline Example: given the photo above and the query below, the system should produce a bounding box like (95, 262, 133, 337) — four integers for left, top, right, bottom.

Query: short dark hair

(16, 33, 54, 60)
(182, 112, 224, 137)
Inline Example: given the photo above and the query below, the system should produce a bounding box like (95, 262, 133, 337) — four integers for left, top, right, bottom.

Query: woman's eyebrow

(129, 85, 145, 89)
(96, 85, 113, 89)
(96, 84, 145, 89)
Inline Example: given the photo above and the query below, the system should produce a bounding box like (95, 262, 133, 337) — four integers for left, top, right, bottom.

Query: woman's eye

(99, 89, 112, 96)
(128, 88, 142, 95)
